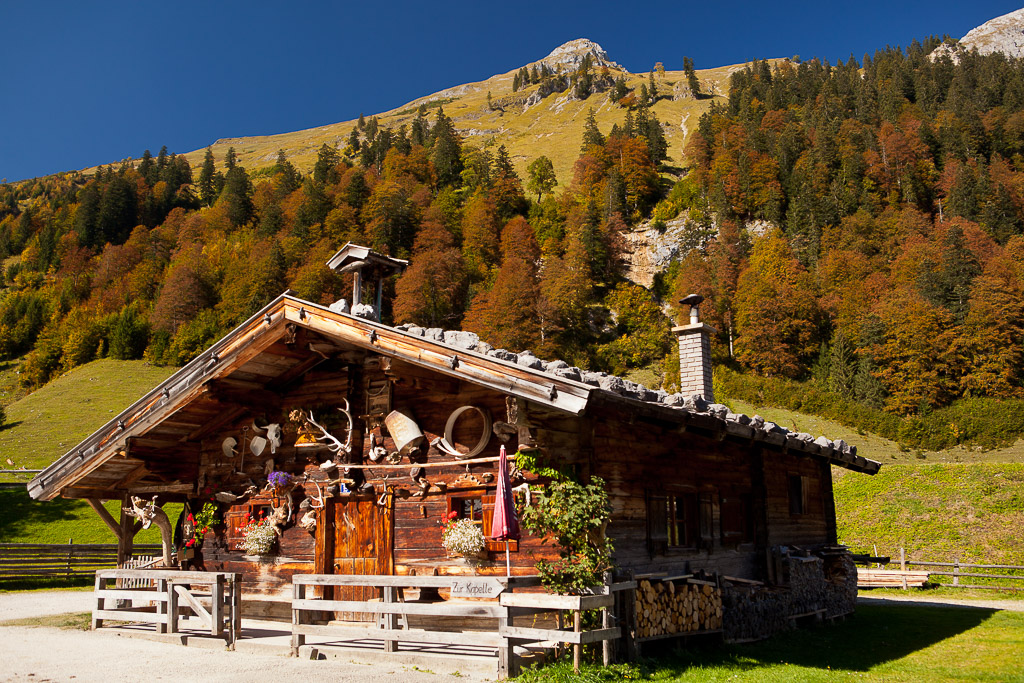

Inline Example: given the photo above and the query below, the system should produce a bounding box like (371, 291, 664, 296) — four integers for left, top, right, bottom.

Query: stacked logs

(634, 578, 723, 638)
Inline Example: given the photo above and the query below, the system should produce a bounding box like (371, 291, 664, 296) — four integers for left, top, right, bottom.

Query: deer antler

(306, 400, 354, 456)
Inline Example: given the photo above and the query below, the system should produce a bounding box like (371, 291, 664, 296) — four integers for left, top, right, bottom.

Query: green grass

(515, 604, 1024, 682)
(0, 358, 177, 480)
(0, 487, 180, 544)
(833, 463, 1024, 566)
(0, 611, 91, 630)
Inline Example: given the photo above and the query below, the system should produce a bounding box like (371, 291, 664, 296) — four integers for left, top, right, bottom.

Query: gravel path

(0, 591, 490, 682)
(858, 594, 1024, 612)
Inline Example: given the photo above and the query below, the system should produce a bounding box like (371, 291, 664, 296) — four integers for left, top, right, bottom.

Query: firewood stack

(633, 578, 723, 638)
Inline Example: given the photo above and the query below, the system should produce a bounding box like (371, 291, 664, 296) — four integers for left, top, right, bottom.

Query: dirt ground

(2, 591, 1021, 682)
(0, 591, 489, 683)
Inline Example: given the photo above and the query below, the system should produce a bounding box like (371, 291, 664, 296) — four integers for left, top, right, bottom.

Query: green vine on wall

(520, 475, 614, 595)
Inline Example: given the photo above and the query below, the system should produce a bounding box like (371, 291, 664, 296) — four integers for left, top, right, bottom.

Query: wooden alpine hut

(28, 244, 880, 657)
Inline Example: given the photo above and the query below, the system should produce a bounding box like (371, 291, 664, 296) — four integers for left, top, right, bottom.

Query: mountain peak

(933, 8, 1024, 61)
(540, 38, 621, 71)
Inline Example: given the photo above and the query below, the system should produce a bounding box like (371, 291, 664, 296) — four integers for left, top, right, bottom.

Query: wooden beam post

(85, 498, 122, 542)
(116, 494, 135, 569)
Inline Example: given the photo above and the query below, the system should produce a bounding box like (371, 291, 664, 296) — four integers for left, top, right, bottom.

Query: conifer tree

(581, 108, 604, 152)
(431, 108, 463, 187)
(198, 147, 217, 207)
(224, 147, 237, 170)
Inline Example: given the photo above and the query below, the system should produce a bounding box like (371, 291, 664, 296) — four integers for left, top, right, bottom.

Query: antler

(306, 400, 354, 456)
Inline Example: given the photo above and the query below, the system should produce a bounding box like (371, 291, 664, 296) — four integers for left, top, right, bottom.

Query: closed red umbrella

(490, 445, 520, 576)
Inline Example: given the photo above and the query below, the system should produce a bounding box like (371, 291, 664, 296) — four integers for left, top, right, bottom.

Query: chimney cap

(679, 293, 704, 307)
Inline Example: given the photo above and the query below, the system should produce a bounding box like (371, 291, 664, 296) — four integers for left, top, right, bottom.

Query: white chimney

(674, 294, 716, 402)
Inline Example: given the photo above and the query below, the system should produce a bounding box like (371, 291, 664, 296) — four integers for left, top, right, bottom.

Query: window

(447, 492, 517, 552)
(720, 493, 754, 546)
(647, 489, 712, 553)
(224, 501, 274, 551)
(788, 475, 807, 515)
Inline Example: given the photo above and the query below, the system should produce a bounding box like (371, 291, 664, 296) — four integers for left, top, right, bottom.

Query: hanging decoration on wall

(383, 410, 425, 457)
(221, 437, 238, 460)
(432, 405, 492, 460)
(123, 495, 174, 568)
(251, 421, 282, 454)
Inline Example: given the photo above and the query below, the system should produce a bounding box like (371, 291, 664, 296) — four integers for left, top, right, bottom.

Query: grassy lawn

(0, 358, 177, 479)
(0, 487, 180, 544)
(515, 604, 1024, 682)
(0, 612, 91, 629)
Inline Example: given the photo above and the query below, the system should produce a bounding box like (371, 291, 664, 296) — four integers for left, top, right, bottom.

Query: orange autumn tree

(734, 229, 820, 377)
(463, 216, 541, 351)
(393, 212, 469, 328)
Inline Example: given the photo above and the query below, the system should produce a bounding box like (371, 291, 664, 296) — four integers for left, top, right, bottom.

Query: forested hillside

(0, 74, 676, 393)
(674, 37, 1024, 416)
(5, 37, 1024, 440)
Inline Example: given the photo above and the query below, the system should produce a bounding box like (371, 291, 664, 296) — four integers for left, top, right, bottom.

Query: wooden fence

(0, 543, 162, 581)
(291, 574, 632, 676)
(92, 569, 242, 646)
(855, 549, 1024, 591)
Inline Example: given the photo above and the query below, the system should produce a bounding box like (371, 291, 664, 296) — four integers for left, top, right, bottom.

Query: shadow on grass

(0, 420, 24, 432)
(0, 577, 93, 592)
(653, 603, 995, 674)
(0, 488, 92, 540)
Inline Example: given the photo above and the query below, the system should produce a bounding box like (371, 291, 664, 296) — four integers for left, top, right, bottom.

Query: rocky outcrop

(931, 8, 1024, 62)
(540, 39, 622, 71)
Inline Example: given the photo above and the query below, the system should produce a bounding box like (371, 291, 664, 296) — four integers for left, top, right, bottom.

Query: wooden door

(326, 495, 392, 619)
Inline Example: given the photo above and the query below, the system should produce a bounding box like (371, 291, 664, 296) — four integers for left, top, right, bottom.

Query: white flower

(442, 518, 486, 555)
(242, 519, 277, 555)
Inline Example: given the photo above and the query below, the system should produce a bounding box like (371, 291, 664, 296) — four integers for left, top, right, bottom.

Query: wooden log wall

(590, 404, 762, 579)
(589, 401, 836, 582)
(190, 352, 564, 613)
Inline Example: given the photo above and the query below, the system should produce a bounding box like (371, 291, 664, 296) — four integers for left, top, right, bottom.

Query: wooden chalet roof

(28, 295, 880, 502)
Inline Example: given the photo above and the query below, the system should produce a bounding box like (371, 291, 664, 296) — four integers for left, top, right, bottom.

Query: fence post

(900, 547, 906, 572)
(65, 539, 74, 580)
(92, 573, 104, 630)
(383, 585, 397, 653)
(573, 608, 582, 673)
(602, 571, 613, 666)
(954, 559, 960, 586)
(291, 581, 304, 656)
(211, 574, 224, 638)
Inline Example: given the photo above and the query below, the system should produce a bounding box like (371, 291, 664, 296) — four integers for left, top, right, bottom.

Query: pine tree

(581, 108, 605, 152)
(138, 149, 155, 184)
(199, 147, 217, 207)
(431, 108, 463, 187)
(224, 147, 237, 170)
(348, 128, 361, 153)
(648, 70, 658, 102)
(513, 71, 521, 92)
(313, 143, 341, 186)
(358, 113, 366, 129)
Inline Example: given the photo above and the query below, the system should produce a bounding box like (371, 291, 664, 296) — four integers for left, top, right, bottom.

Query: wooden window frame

(788, 474, 808, 516)
(224, 498, 275, 551)
(447, 491, 518, 552)
(647, 488, 712, 554)
(719, 492, 754, 547)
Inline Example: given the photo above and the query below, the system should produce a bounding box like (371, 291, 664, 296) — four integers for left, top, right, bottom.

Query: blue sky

(1, 0, 1022, 182)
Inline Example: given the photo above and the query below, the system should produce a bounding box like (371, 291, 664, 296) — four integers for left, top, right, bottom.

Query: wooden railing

(291, 574, 632, 677)
(92, 569, 241, 646)
(854, 549, 1024, 591)
(0, 543, 162, 581)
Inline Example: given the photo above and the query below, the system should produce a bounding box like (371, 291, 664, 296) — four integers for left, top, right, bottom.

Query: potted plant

(441, 511, 487, 561)
(240, 511, 278, 557)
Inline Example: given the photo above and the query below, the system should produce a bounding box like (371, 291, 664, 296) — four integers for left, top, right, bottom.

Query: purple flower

(268, 471, 293, 488)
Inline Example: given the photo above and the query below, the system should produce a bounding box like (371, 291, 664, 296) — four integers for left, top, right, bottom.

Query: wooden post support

(91, 573, 105, 630)
(291, 581, 305, 656)
(166, 579, 179, 634)
(383, 586, 398, 653)
(231, 575, 242, 649)
(211, 574, 224, 638)
(573, 609, 582, 673)
(602, 571, 614, 666)
(900, 547, 906, 572)
(497, 598, 516, 678)
(954, 559, 960, 586)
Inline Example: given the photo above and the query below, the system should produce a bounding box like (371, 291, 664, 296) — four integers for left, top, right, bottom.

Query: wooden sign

(449, 577, 505, 599)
